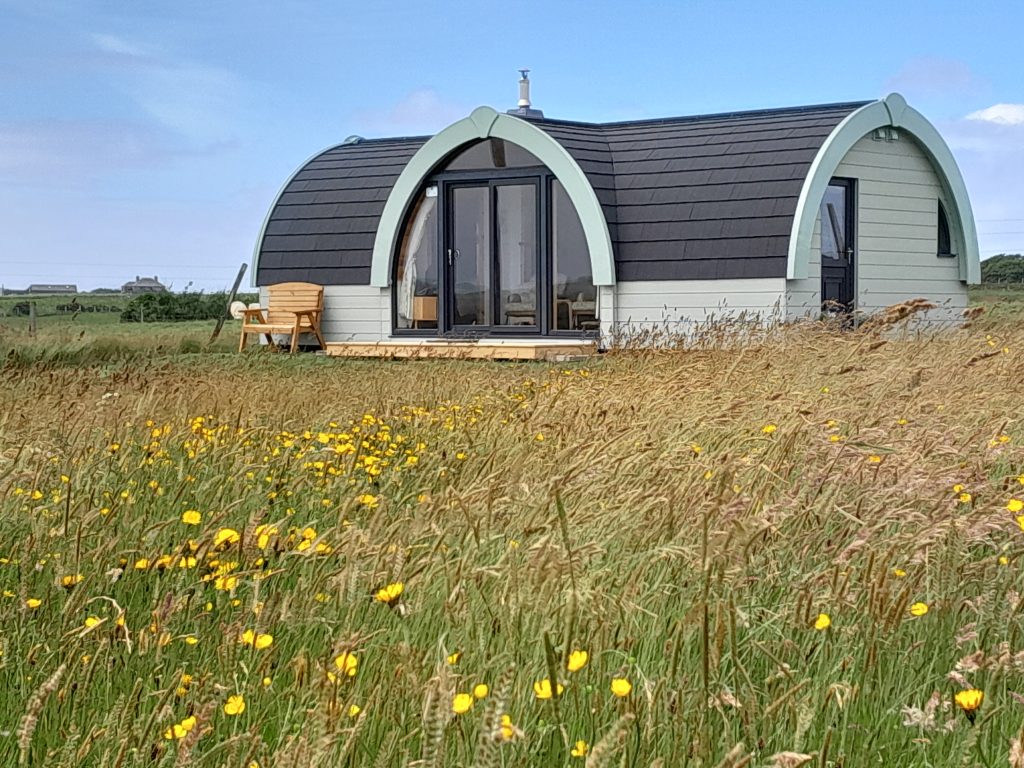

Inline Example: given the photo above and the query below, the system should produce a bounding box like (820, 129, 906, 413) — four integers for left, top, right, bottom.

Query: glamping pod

(253, 80, 978, 356)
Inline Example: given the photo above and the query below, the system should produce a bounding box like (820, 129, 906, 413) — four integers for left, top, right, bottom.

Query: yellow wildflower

(567, 649, 589, 672)
(532, 678, 564, 700)
(814, 613, 831, 631)
(452, 693, 474, 714)
(239, 629, 273, 649)
(84, 616, 102, 628)
(473, 683, 489, 699)
(223, 694, 245, 716)
(954, 688, 983, 723)
(213, 528, 240, 548)
(761, 424, 777, 435)
(334, 652, 358, 677)
(892, 568, 907, 578)
(374, 582, 404, 605)
(447, 651, 461, 665)
(1007, 499, 1024, 514)
(25, 598, 42, 609)
(610, 678, 632, 697)
(909, 602, 929, 617)
(348, 704, 361, 718)
(868, 455, 882, 463)
(61, 574, 83, 587)
(500, 714, 517, 741)
(571, 739, 589, 758)
(181, 510, 201, 525)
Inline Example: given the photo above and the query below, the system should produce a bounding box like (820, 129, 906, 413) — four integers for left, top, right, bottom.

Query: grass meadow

(1, 305, 1023, 767)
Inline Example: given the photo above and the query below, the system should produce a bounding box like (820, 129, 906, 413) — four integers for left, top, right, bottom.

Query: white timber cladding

(259, 285, 389, 344)
(786, 130, 968, 324)
(611, 278, 786, 338)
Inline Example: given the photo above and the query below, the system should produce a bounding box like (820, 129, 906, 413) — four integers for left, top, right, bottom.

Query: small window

(937, 201, 955, 257)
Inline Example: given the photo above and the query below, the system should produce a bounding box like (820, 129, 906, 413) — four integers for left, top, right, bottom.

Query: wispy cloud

(966, 103, 1024, 126)
(884, 57, 986, 98)
(90, 32, 148, 58)
(352, 89, 469, 136)
(940, 109, 1024, 256)
(82, 31, 246, 145)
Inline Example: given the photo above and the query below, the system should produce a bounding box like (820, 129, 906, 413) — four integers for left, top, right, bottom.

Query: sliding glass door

(445, 179, 539, 334)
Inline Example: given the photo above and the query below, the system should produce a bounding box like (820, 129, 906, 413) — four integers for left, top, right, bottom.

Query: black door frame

(820, 177, 857, 313)
(442, 175, 544, 337)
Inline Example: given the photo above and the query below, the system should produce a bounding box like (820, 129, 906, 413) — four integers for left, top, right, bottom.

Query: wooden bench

(239, 282, 326, 353)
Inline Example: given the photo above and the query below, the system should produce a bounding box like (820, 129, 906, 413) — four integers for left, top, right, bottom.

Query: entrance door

(445, 180, 539, 333)
(820, 179, 855, 313)
(448, 185, 491, 329)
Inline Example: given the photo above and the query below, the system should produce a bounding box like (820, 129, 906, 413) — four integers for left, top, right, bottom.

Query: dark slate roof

(256, 101, 868, 285)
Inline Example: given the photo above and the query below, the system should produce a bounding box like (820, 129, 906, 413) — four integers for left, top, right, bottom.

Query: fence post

(28, 301, 37, 337)
(210, 263, 248, 344)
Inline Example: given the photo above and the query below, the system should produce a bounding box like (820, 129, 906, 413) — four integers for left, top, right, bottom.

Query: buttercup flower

(567, 649, 589, 672)
(761, 424, 777, 435)
(909, 602, 929, 617)
(532, 678, 564, 700)
(814, 613, 831, 631)
(239, 629, 273, 649)
(223, 694, 245, 716)
(571, 739, 589, 758)
(348, 704, 361, 718)
(1007, 498, 1024, 514)
(473, 683, 489, 699)
(334, 652, 358, 677)
(452, 693, 474, 714)
(610, 678, 632, 698)
(181, 510, 201, 525)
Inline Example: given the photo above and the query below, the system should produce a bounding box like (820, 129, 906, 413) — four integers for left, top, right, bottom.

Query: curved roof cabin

(253, 78, 978, 356)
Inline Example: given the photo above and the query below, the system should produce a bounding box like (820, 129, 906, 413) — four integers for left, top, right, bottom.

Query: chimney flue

(518, 69, 531, 108)
(507, 69, 544, 119)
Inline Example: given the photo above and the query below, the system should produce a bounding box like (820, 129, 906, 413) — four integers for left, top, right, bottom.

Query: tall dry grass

(0, 318, 1022, 766)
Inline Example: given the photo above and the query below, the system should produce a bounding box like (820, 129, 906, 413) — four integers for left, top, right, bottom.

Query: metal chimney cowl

(507, 69, 544, 119)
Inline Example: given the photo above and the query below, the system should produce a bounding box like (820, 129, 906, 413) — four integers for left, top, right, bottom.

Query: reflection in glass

(497, 184, 538, 327)
(551, 180, 596, 330)
(395, 187, 438, 330)
(452, 186, 491, 326)
(820, 184, 847, 260)
(444, 139, 543, 171)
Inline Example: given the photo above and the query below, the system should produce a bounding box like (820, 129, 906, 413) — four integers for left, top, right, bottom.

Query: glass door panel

(820, 180, 855, 313)
(450, 186, 491, 327)
(496, 183, 538, 328)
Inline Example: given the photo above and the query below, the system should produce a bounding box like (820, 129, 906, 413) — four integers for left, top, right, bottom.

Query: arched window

(937, 201, 954, 258)
(393, 139, 595, 335)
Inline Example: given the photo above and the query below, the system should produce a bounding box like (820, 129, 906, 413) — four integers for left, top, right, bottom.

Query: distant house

(121, 275, 167, 294)
(27, 284, 77, 295)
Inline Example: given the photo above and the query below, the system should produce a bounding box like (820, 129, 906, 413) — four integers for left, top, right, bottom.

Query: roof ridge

(525, 100, 872, 130)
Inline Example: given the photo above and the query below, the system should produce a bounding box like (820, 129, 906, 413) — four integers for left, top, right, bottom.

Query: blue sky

(2, 0, 1023, 291)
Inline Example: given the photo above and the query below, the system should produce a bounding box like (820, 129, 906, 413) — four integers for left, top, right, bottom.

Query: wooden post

(210, 263, 248, 344)
(28, 301, 37, 337)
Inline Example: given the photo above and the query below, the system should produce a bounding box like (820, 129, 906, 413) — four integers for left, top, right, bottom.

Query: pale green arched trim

(249, 141, 348, 288)
(369, 106, 616, 287)
(787, 93, 980, 284)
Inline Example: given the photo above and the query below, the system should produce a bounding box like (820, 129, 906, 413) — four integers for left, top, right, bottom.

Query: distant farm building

(27, 284, 78, 295)
(121, 275, 167, 294)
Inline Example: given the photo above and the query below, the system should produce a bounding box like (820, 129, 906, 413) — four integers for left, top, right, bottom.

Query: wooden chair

(239, 282, 326, 353)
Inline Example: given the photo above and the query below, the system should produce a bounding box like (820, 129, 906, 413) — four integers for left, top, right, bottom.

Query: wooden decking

(324, 339, 598, 361)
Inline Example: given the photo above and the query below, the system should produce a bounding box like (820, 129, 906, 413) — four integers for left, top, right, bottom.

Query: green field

(0, 293, 1022, 767)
